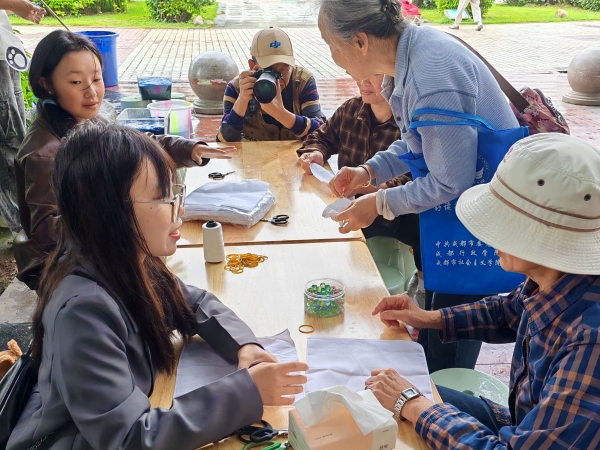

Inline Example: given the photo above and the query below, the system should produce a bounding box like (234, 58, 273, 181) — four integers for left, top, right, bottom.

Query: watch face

(403, 387, 419, 398)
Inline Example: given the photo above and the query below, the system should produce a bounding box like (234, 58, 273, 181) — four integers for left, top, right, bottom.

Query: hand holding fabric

(329, 166, 370, 198)
(334, 193, 378, 233)
(298, 151, 324, 174)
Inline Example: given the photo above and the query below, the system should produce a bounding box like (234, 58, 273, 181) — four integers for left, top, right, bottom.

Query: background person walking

(450, 0, 483, 31)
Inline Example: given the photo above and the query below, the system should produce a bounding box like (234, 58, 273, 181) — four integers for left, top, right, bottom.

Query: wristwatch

(393, 387, 422, 421)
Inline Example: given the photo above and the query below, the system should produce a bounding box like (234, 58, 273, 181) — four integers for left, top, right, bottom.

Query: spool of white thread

(202, 220, 225, 263)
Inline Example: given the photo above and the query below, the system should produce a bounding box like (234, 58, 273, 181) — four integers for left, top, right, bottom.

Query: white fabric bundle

(183, 180, 275, 227)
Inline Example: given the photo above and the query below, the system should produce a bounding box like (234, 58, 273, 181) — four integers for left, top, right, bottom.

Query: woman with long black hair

(8, 122, 307, 450)
(14, 30, 234, 289)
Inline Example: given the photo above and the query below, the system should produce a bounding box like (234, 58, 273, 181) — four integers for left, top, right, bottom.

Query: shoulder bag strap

(411, 107, 497, 132)
(449, 34, 530, 113)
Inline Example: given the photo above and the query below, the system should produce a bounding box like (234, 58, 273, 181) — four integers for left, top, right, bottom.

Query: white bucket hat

(456, 133, 600, 275)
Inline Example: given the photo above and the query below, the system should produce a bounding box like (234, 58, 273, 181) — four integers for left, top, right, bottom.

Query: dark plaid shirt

(297, 97, 410, 187)
(416, 274, 600, 449)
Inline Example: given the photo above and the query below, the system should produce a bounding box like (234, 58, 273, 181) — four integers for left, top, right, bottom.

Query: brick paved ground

(10, 18, 600, 384)
(15, 22, 600, 82)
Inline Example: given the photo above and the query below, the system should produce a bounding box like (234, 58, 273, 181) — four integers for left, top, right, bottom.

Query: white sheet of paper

(174, 329, 299, 398)
(310, 163, 335, 184)
(185, 180, 268, 212)
(328, 155, 340, 175)
(305, 337, 434, 402)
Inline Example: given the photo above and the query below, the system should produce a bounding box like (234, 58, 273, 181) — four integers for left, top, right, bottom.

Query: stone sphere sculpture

(563, 47, 600, 106)
(188, 51, 240, 114)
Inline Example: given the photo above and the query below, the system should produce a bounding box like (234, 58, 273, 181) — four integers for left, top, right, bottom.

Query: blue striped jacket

(416, 274, 600, 449)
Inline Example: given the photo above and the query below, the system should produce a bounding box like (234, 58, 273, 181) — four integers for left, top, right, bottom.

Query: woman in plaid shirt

(366, 134, 600, 449)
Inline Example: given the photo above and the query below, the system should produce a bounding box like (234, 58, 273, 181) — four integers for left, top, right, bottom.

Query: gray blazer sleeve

(179, 281, 263, 363)
(53, 288, 263, 450)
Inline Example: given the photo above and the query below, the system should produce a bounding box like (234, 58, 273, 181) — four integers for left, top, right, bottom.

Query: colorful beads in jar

(304, 279, 345, 318)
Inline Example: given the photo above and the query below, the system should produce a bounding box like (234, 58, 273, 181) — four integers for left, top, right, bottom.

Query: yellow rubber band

(299, 324, 315, 334)
(224, 253, 268, 274)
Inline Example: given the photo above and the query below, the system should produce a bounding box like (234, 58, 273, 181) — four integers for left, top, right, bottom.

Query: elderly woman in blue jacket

(7, 122, 308, 450)
(317, 0, 520, 373)
(367, 133, 600, 449)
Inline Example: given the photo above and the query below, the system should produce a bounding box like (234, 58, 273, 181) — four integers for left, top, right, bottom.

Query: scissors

(242, 442, 282, 450)
(237, 420, 288, 444)
(208, 171, 234, 180)
(259, 215, 289, 225)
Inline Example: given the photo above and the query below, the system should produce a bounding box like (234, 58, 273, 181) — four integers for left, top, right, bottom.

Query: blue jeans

(437, 385, 503, 434)
(418, 290, 484, 373)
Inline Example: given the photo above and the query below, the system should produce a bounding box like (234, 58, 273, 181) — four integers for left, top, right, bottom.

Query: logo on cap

(270, 40, 281, 49)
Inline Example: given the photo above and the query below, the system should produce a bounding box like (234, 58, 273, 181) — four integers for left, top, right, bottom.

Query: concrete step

(0, 278, 37, 350)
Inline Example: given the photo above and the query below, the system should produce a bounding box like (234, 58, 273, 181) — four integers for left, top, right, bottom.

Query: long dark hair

(32, 122, 197, 374)
(29, 30, 103, 138)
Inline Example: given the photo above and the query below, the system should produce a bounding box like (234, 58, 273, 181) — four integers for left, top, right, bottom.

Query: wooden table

(151, 241, 438, 450)
(178, 140, 363, 246)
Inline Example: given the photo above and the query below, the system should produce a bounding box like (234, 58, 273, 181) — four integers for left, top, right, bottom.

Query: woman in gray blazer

(7, 122, 308, 450)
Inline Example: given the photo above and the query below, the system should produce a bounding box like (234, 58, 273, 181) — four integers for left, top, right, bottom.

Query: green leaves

(146, 0, 214, 23)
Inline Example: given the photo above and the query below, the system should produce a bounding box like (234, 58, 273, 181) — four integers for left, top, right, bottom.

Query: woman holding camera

(217, 27, 326, 142)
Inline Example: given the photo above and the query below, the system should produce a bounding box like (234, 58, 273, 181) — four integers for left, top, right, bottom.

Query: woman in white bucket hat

(365, 133, 600, 449)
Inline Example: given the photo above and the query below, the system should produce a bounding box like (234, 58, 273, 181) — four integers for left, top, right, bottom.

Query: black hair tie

(380, 0, 401, 23)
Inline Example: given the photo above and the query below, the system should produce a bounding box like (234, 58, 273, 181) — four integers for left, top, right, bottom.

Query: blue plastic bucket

(77, 31, 120, 87)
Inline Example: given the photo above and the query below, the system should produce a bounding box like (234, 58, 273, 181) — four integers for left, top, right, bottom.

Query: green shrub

(570, 0, 600, 10)
(504, 0, 599, 10)
(413, 0, 437, 9)
(146, 0, 214, 22)
(44, 0, 127, 16)
(435, 0, 493, 16)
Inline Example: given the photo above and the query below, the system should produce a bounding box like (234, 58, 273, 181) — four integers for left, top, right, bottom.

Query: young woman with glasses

(6, 122, 308, 450)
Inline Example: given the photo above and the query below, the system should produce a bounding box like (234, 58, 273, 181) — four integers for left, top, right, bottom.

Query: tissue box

(289, 407, 397, 450)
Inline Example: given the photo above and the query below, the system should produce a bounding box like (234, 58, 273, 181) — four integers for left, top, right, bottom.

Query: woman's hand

(237, 343, 278, 370)
(335, 193, 378, 233)
(191, 144, 236, 165)
(372, 294, 443, 330)
(10, 0, 45, 23)
(365, 368, 434, 422)
(298, 151, 324, 174)
(329, 166, 370, 198)
(248, 361, 309, 406)
(238, 70, 257, 102)
(259, 80, 296, 129)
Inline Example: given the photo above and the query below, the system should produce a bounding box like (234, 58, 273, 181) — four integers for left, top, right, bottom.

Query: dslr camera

(251, 68, 283, 104)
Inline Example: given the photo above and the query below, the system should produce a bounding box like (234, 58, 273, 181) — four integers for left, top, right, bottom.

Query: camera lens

(254, 72, 278, 103)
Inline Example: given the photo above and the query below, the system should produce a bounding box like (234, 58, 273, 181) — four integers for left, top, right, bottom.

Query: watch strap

(393, 388, 422, 421)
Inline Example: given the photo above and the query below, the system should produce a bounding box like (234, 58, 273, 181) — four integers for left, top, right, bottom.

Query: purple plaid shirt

(416, 274, 600, 449)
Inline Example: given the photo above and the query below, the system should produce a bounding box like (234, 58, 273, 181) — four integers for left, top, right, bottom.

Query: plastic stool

(430, 368, 509, 406)
(366, 237, 417, 295)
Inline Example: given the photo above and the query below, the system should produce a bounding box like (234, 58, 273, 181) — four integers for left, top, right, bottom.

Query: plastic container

(137, 71, 172, 101)
(77, 31, 119, 87)
(171, 92, 187, 101)
(147, 100, 193, 139)
(304, 279, 345, 317)
(116, 108, 166, 135)
(121, 94, 151, 110)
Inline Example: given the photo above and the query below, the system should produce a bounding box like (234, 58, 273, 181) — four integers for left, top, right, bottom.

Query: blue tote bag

(399, 108, 529, 295)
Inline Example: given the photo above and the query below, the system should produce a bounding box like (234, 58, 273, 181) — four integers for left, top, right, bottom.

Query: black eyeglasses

(133, 184, 186, 223)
